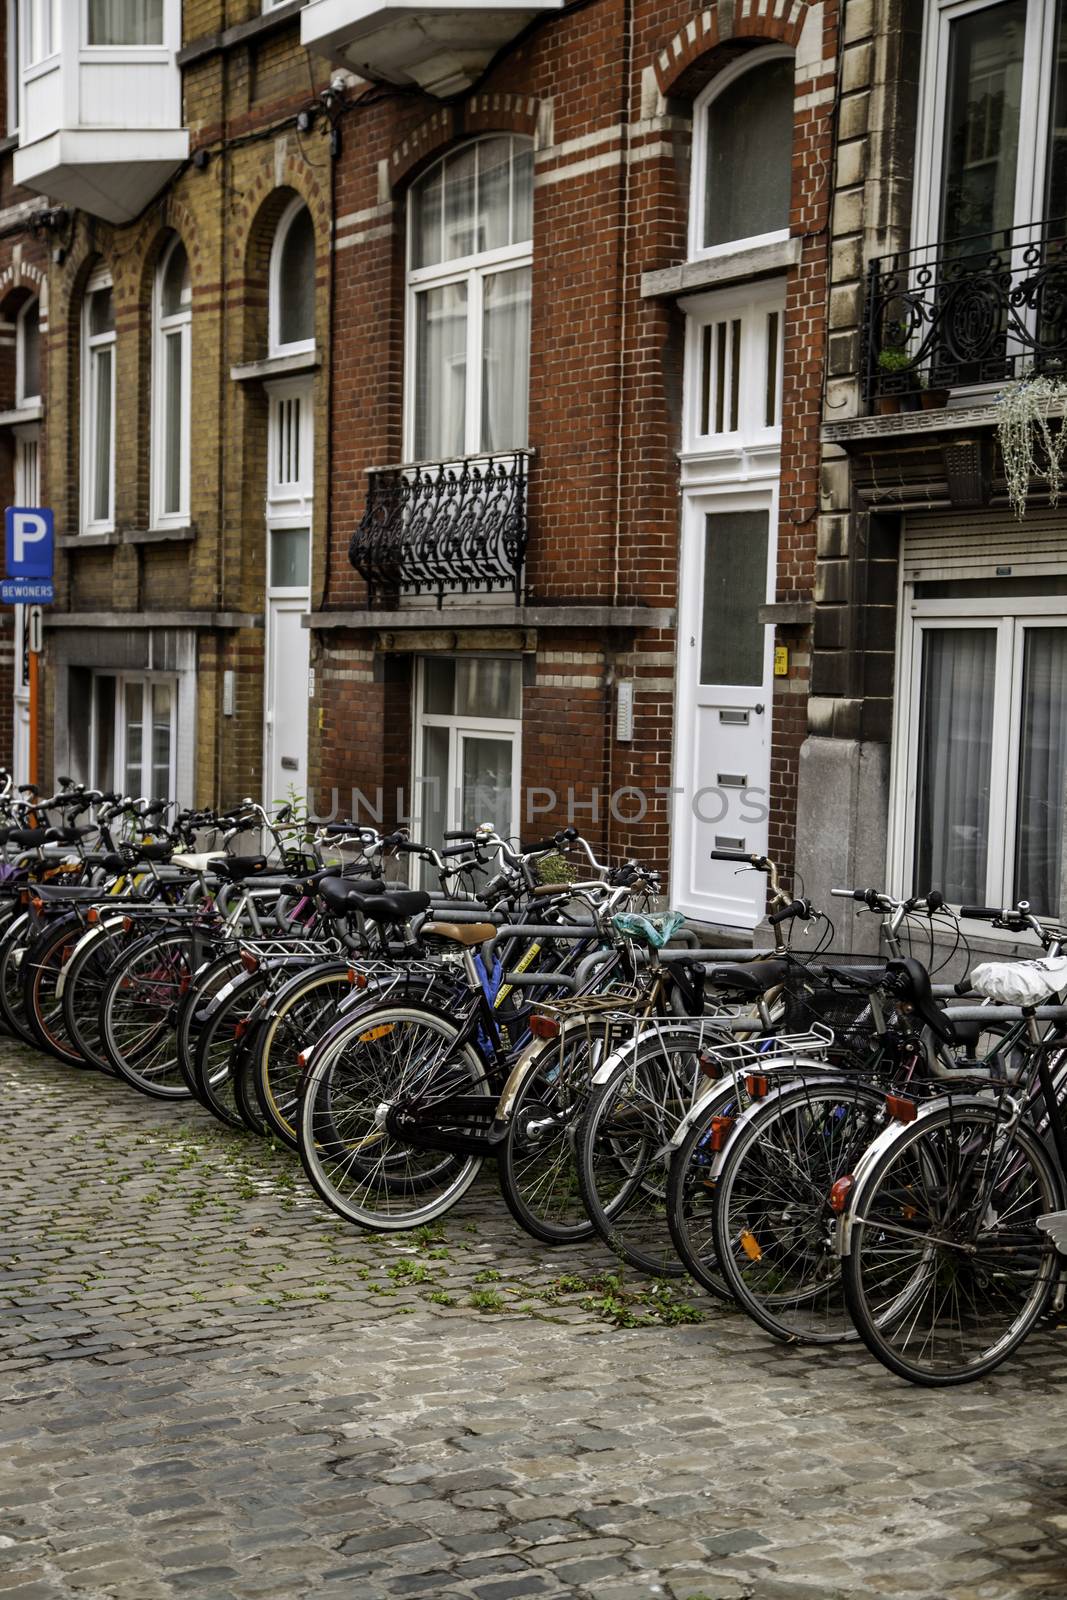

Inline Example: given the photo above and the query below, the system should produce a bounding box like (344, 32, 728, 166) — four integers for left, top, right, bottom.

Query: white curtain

(88, 0, 163, 45)
(1015, 628, 1067, 917)
(481, 267, 531, 453)
(414, 282, 467, 461)
(914, 628, 996, 903)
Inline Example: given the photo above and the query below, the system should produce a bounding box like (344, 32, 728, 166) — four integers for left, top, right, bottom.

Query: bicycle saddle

(316, 875, 389, 915)
(6, 827, 49, 849)
(354, 890, 432, 924)
(421, 918, 496, 945)
(210, 855, 270, 882)
(125, 842, 174, 864)
(705, 958, 791, 994)
(887, 956, 957, 1044)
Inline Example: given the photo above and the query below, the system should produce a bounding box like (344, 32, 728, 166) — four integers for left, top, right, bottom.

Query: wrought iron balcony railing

(863, 219, 1067, 402)
(348, 451, 529, 608)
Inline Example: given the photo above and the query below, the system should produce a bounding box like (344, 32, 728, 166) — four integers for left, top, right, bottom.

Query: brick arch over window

(388, 94, 544, 191)
(236, 174, 329, 364)
(654, 0, 811, 98)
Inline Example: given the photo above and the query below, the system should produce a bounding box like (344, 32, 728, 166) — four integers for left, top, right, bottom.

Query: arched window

(407, 135, 533, 461)
(269, 198, 316, 357)
(690, 49, 795, 257)
(16, 296, 40, 407)
(81, 267, 115, 532)
(151, 234, 191, 526)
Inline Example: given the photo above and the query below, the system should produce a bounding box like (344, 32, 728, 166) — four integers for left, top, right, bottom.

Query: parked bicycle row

(5, 768, 1067, 1390)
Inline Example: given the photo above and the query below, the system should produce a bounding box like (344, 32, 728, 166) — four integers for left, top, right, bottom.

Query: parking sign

(5, 507, 54, 579)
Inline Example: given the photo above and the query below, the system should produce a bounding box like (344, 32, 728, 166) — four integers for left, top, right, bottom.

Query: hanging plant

(995, 374, 1067, 519)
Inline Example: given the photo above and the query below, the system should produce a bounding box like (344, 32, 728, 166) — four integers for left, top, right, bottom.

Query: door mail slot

(715, 835, 745, 850)
(281, 756, 299, 771)
(719, 708, 749, 725)
(717, 773, 747, 788)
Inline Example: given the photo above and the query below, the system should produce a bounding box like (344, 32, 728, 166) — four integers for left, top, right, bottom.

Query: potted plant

(875, 347, 913, 414)
(995, 373, 1067, 518)
(920, 372, 951, 409)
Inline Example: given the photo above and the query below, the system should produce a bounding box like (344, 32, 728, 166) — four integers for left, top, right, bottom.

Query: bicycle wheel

(0, 912, 40, 1045)
(253, 963, 352, 1148)
(22, 915, 89, 1067)
(61, 918, 138, 1073)
(497, 1027, 599, 1245)
(577, 1026, 710, 1277)
(842, 1097, 1061, 1385)
(100, 930, 196, 1097)
(174, 946, 240, 1093)
(192, 971, 268, 1129)
(299, 1003, 490, 1232)
(712, 1074, 885, 1343)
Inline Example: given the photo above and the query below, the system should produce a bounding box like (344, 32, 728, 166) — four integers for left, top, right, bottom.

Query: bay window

(151, 235, 191, 526)
(22, 0, 56, 65)
(893, 594, 1067, 918)
(407, 136, 532, 461)
(81, 270, 115, 533)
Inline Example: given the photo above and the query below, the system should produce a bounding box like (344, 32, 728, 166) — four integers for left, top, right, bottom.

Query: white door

(265, 599, 310, 809)
(671, 493, 776, 927)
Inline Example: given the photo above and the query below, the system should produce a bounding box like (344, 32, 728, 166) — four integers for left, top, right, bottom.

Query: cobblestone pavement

(3, 1044, 1067, 1600)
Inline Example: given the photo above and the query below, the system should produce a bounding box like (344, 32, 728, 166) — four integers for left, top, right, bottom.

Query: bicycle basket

(778, 957, 885, 1066)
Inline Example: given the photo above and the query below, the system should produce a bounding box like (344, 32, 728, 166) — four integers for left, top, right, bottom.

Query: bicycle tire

(61, 918, 137, 1073)
(497, 1028, 599, 1246)
(22, 914, 90, 1066)
(842, 1097, 1062, 1385)
(298, 1002, 490, 1232)
(99, 929, 197, 1097)
(192, 971, 269, 1129)
(253, 962, 352, 1148)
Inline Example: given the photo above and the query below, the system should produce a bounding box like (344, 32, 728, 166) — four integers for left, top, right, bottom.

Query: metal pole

(28, 644, 38, 788)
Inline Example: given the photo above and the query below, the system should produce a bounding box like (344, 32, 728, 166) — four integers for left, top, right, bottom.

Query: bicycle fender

(54, 915, 126, 999)
(588, 1019, 728, 1088)
(836, 1091, 993, 1258)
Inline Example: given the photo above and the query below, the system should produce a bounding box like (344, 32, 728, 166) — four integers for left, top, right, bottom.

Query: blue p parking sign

(3, 507, 54, 603)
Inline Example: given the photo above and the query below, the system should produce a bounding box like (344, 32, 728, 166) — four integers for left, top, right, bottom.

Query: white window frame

(411, 656, 522, 878)
(15, 295, 39, 408)
(80, 267, 115, 535)
(150, 235, 191, 529)
(681, 281, 786, 459)
(21, 0, 56, 68)
(90, 670, 178, 800)
(404, 137, 533, 463)
(688, 46, 795, 262)
(81, 0, 167, 51)
(911, 0, 1058, 250)
(269, 196, 316, 360)
(889, 587, 1067, 919)
(7, 0, 19, 132)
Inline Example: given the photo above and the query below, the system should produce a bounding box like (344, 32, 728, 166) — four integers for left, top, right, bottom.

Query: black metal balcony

(348, 451, 529, 607)
(863, 219, 1067, 402)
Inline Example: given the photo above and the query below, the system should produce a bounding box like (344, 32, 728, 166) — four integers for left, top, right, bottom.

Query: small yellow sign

(773, 645, 789, 677)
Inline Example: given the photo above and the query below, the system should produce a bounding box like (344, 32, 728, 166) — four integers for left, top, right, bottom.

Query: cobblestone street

(2, 1043, 1067, 1600)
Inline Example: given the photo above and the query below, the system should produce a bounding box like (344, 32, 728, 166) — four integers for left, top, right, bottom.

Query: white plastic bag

(970, 956, 1067, 1006)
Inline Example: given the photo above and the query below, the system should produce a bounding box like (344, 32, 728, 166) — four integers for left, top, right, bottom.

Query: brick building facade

(13, 0, 844, 935)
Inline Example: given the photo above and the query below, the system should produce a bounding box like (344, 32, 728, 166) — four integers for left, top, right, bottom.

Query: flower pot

(921, 388, 950, 410)
(875, 395, 899, 415)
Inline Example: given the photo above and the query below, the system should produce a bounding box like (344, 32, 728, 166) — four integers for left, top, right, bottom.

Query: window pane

(270, 528, 310, 588)
(88, 0, 162, 45)
(443, 144, 478, 262)
(700, 511, 769, 686)
(1015, 628, 1067, 918)
(411, 164, 444, 270)
(461, 735, 513, 836)
(914, 629, 996, 904)
(161, 241, 190, 317)
(151, 681, 172, 799)
(1047, 0, 1067, 223)
(420, 722, 450, 859)
(278, 208, 315, 347)
(92, 347, 113, 524)
(940, 0, 1025, 249)
(20, 301, 39, 400)
(477, 137, 512, 254)
(89, 286, 114, 337)
(511, 142, 534, 244)
(414, 280, 467, 461)
(163, 329, 183, 515)
(456, 658, 520, 720)
(703, 57, 793, 248)
(423, 658, 456, 715)
(94, 676, 115, 793)
(481, 267, 531, 453)
(124, 680, 143, 796)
